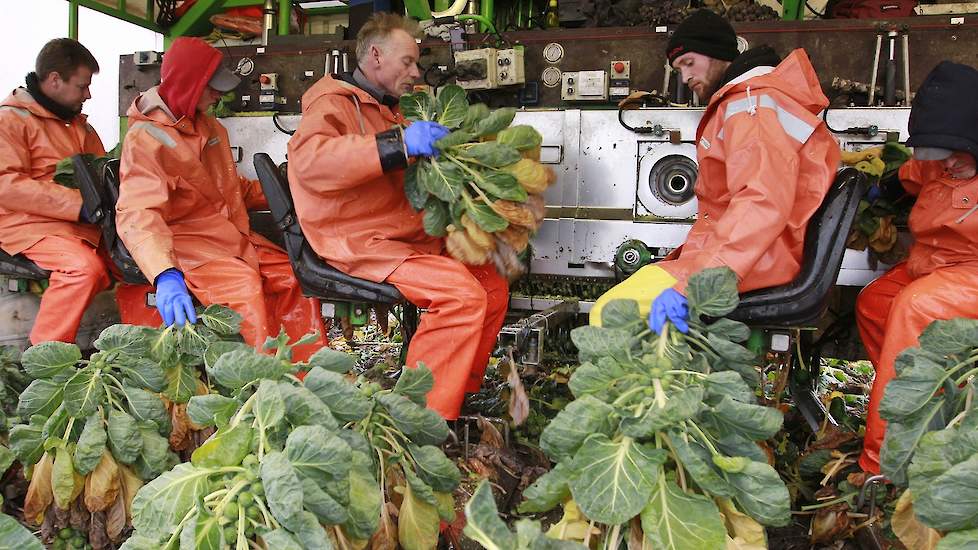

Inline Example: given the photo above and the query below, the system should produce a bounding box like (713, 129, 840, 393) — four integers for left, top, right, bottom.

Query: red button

(613, 62, 625, 74)
(260, 74, 271, 84)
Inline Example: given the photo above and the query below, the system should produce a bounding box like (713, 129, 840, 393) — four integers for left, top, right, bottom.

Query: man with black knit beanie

(0, 38, 114, 345)
(591, 10, 841, 332)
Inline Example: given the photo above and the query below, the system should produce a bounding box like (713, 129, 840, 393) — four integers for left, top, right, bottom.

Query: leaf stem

(687, 420, 720, 456)
(653, 379, 668, 409)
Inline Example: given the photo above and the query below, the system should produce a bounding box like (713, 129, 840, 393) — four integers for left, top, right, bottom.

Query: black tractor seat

(73, 155, 149, 285)
(0, 249, 49, 280)
(252, 153, 418, 341)
(729, 168, 867, 325)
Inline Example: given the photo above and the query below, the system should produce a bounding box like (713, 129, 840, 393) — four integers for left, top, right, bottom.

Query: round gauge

(543, 42, 564, 64)
(736, 35, 749, 53)
(542, 66, 562, 88)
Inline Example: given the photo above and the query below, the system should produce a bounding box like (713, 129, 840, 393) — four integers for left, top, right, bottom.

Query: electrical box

(133, 51, 161, 67)
(495, 48, 526, 87)
(609, 60, 631, 101)
(454, 48, 497, 90)
(561, 70, 608, 101)
(257, 73, 285, 110)
(259, 73, 279, 91)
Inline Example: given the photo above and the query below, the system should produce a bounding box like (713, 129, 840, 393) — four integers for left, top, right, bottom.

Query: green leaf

(0, 445, 14, 476)
(409, 444, 462, 492)
(462, 103, 490, 132)
(17, 378, 64, 418)
(879, 352, 948, 421)
(435, 130, 475, 151)
(704, 396, 783, 441)
(622, 386, 705, 438)
(376, 392, 450, 446)
(435, 491, 456, 522)
(463, 480, 516, 550)
(686, 267, 739, 318)
(261, 451, 305, 528)
(307, 347, 355, 374)
(199, 304, 242, 336)
(539, 395, 617, 462)
(74, 413, 106, 474)
(123, 385, 171, 434)
(598, 299, 646, 334)
(191, 424, 253, 468)
(95, 324, 152, 356)
(301, 478, 348, 525)
(254, 379, 286, 430)
(400, 92, 435, 121)
(286, 511, 335, 550)
(280, 383, 340, 431)
(285, 425, 351, 485)
(399, 474, 441, 550)
(518, 461, 573, 514)
(910, 439, 978, 531)
(918, 318, 978, 357)
(713, 455, 751, 473)
(135, 422, 176, 479)
(21, 341, 81, 379)
(394, 363, 434, 406)
(726, 461, 792, 527)
(703, 371, 754, 405)
(0, 512, 45, 550)
(418, 159, 465, 202)
(342, 459, 381, 540)
(207, 349, 286, 389)
(117, 356, 166, 393)
(8, 423, 44, 465)
(475, 171, 527, 201)
(569, 434, 668, 525)
(303, 367, 371, 421)
(640, 474, 726, 550)
(472, 107, 516, 137)
(567, 359, 630, 400)
(704, 318, 751, 343)
(202, 341, 251, 373)
(496, 125, 543, 151)
(705, 333, 756, 363)
(52, 444, 76, 509)
(668, 433, 734, 497)
(570, 326, 639, 363)
(436, 85, 469, 128)
(42, 404, 70, 442)
(404, 163, 428, 211)
(422, 196, 451, 237)
(188, 507, 223, 550)
(107, 409, 143, 465)
(163, 363, 198, 404)
(464, 196, 509, 232)
(936, 528, 978, 550)
(63, 365, 104, 418)
(880, 397, 947, 487)
(259, 529, 304, 550)
(131, 462, 217, 539)
(460, 142, 522, 168)
(187, 394, 239, 428)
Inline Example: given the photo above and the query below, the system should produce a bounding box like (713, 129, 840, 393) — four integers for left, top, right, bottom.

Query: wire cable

(155, 0, 178, 28)
(272, 111, 296, 136)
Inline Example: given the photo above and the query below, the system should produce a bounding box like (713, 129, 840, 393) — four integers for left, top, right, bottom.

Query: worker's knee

(58, 249, 110, 286)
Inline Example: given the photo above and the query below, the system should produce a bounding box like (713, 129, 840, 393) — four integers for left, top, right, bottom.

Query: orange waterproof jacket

(899, 159, 978, 278)
(288, 75, 441, 283)
(117, 87, 268, 281)
(660, 49, 840, 292)
(0, 88, 104, 255)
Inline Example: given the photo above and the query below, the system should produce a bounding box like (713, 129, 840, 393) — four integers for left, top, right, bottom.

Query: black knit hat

(906, 61, 978, 162)
(666, 9, 739, 65)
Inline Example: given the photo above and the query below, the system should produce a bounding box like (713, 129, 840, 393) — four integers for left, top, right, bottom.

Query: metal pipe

(902, 32, 911, 106)
(457, 14, 497, 35)
(262, 0, 274, 45)
(868, 33, 882, 106)
(435, 0, 452, 11)
(480, 0, 495, 33)
(69, 0, 79, 39)
(884, 31, 897, 106)
(278, 0, 290, 36)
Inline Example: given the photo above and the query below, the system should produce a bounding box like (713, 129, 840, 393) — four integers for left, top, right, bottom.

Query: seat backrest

(253, 153, 306, 264)
(0, 249, 49, 280)
(729, 168, 867, 325)
(73, 155, 149, 285)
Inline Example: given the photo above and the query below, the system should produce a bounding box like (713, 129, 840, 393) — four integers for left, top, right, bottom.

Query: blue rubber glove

(866, 183, 882, 203)
(404, 121, 450, 157)
(648, 288, 689, 335)
(155, 269, 197, 327)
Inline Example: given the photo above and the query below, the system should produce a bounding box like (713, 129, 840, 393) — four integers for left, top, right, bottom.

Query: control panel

(561, 70, 608, 101)
(454, 47, 526, 90)
(609, 60, 631, 101)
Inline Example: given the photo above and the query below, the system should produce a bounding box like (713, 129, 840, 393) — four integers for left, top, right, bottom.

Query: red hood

(158, 37, 223, 120)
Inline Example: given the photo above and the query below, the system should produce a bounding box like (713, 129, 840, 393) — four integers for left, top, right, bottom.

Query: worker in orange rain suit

(590, 9, 840, 332)
(116, 37, 327, 360)
(0, 39, 113, 344)
(856, 61, 978, 474)
(288, 13, 509, 420)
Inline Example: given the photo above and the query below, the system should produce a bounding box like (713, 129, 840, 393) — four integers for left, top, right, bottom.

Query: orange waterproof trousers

(856, 261, 978, 473)
(20, 235, 112, 344)
(183, 239, 326, 361)
(387, 255, 509, 420)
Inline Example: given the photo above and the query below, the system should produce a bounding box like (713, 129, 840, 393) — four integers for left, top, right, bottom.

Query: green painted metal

(781, 0, 803, 20)
(457, 13, 496, 35)
(434, 0, 451, 11)
(404, 0, 433, 20)
(278, 0, 290, 35)
(480, 0, 493, 33)
(304, 6, 350, 16)
(69, 0, 164, 33)
(69, 0, 79, 39)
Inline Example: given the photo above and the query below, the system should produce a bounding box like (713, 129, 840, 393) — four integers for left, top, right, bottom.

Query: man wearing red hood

(0, 38, 111, 344)
(288, 13, 509, 420)
(116, 37, 327, 360)
(591, 10, 840, 332)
